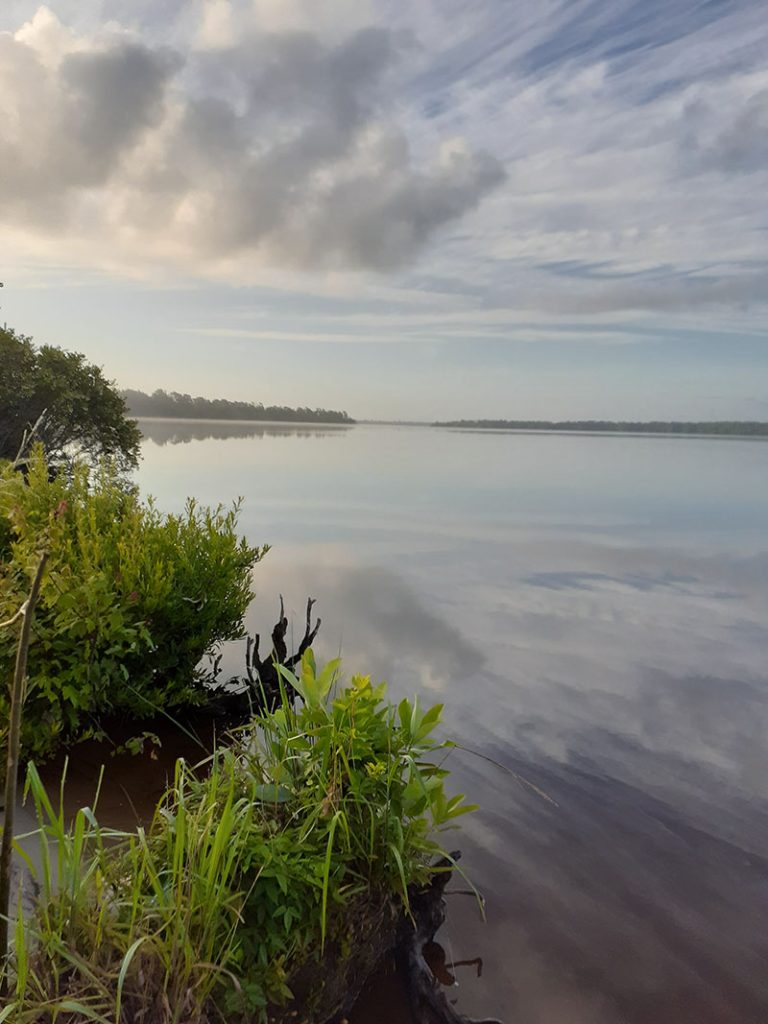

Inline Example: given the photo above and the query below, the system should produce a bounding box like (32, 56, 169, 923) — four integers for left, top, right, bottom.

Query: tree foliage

(123, 388, 354, 424)
(0, 326, 142, 470)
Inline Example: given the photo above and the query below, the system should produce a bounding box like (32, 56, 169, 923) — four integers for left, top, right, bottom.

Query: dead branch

(208, 596, 322, 720)
(286, 598, 322, 668)
(11, 409, 47, 470)
(246, 595, 321, 706)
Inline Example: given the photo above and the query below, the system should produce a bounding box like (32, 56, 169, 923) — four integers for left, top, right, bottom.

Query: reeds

(2, 652, 476, 1023)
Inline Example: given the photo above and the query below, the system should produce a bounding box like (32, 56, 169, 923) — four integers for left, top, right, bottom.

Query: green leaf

(316, 657, 341, 700)
(117, 937, 148, 1018)
(398, 697, 412, 735)
(415, 702, 443, 741)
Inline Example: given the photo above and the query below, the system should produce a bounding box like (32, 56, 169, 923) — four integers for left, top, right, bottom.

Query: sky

(0, 0, 766, 421)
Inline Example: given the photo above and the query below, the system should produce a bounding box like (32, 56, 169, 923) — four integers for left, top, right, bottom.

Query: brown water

(43, 421, 768, 1022)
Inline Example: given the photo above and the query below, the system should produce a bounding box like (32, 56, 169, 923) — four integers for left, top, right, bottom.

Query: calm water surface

(137, 420, 768, 1024)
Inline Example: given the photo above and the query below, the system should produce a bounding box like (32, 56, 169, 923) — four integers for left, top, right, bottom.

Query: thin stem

(0, 605, 26, 630)
(11, 410, 47, 469)
(0, 550, 48, 995)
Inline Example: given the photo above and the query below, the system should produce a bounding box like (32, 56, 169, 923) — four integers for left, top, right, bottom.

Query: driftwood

(396, 854, 504, 1024)
(245, 595, 321, 705)
(207, 596, 321, 722)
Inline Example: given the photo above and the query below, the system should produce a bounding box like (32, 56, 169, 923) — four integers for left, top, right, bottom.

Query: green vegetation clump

(123, 388, 355, 425)
(0, 450, 267, 762)
(5, 656, 474, 1023)
(0, 326, 142, 471)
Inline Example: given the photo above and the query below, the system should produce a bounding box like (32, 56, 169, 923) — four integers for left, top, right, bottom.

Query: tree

(0, 326, 141, 471)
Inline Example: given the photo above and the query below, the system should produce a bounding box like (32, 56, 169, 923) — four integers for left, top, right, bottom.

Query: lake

(136, 420, 768, 1024)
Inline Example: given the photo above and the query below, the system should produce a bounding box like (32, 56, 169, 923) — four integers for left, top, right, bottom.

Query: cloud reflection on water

(242, 543, 768, 1022)
(137, 425, 768, 1023)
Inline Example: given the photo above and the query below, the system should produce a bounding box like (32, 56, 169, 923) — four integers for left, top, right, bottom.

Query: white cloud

(0, 6, 503, 273)
(13, 4, 75, 65)
(248, 0, 376, 39)
(0, 0, 766, 343)
(196, 0, 234, 50)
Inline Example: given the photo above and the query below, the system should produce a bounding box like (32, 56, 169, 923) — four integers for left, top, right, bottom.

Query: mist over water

(137, 422, 768, 1023)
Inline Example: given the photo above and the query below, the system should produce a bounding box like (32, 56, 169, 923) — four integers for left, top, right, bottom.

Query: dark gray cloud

(274, 142, 505, 270)
(60, 43, 181, 181)
(0, 36, 178, 218)
(524, 263, 768, 316)
(0, 14, 504, 270)
(685, 88, 768, 175)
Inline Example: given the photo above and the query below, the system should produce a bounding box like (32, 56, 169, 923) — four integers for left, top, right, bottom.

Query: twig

(0, 604, 27, 630)
(286, 597, 321, 668)
(0, 551, 48, 996)
(11, 410, 47, 469)
(451, 742, 558, 807)
(245, 636, 255, 685)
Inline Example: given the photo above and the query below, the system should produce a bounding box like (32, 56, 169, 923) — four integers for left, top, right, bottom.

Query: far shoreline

(431, 419, 768, 440)
(135, 416, 768, 440)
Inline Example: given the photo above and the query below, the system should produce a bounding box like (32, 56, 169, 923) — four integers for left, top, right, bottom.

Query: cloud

(0, 6, 504, 271)
(684, 87, 768, 175)
(0, 20, 180, 224)
(391, 0, 768, 326)
(238, 560, 484, 696)
(1, 0, 766, 352)
(196, 0, 234, 50)
(245, 0, 376, 41)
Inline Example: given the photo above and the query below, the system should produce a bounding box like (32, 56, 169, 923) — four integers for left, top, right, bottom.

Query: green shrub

(5, 655, 476, 1023)
(0, 449, 267, 761)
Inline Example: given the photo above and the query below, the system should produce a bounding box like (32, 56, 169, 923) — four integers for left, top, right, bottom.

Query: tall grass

(2, 652, 476, 1023)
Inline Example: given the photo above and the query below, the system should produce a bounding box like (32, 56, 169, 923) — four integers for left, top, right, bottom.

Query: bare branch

(287, 597, 321, 667)
(245, 636, 255, 685)
(12, 409, 47, 469)
(0, 603, 27, 630)
(270, 595, 289, 666)
(210, 598, 323, 719)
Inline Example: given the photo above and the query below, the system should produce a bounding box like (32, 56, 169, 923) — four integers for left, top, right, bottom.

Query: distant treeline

(123, 389, 354, 424)
(434, 420, 768, 436)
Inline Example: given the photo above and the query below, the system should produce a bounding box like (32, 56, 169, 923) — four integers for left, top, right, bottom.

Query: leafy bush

(0, 450, 267, 761)
(4, 655, 475, 1023)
